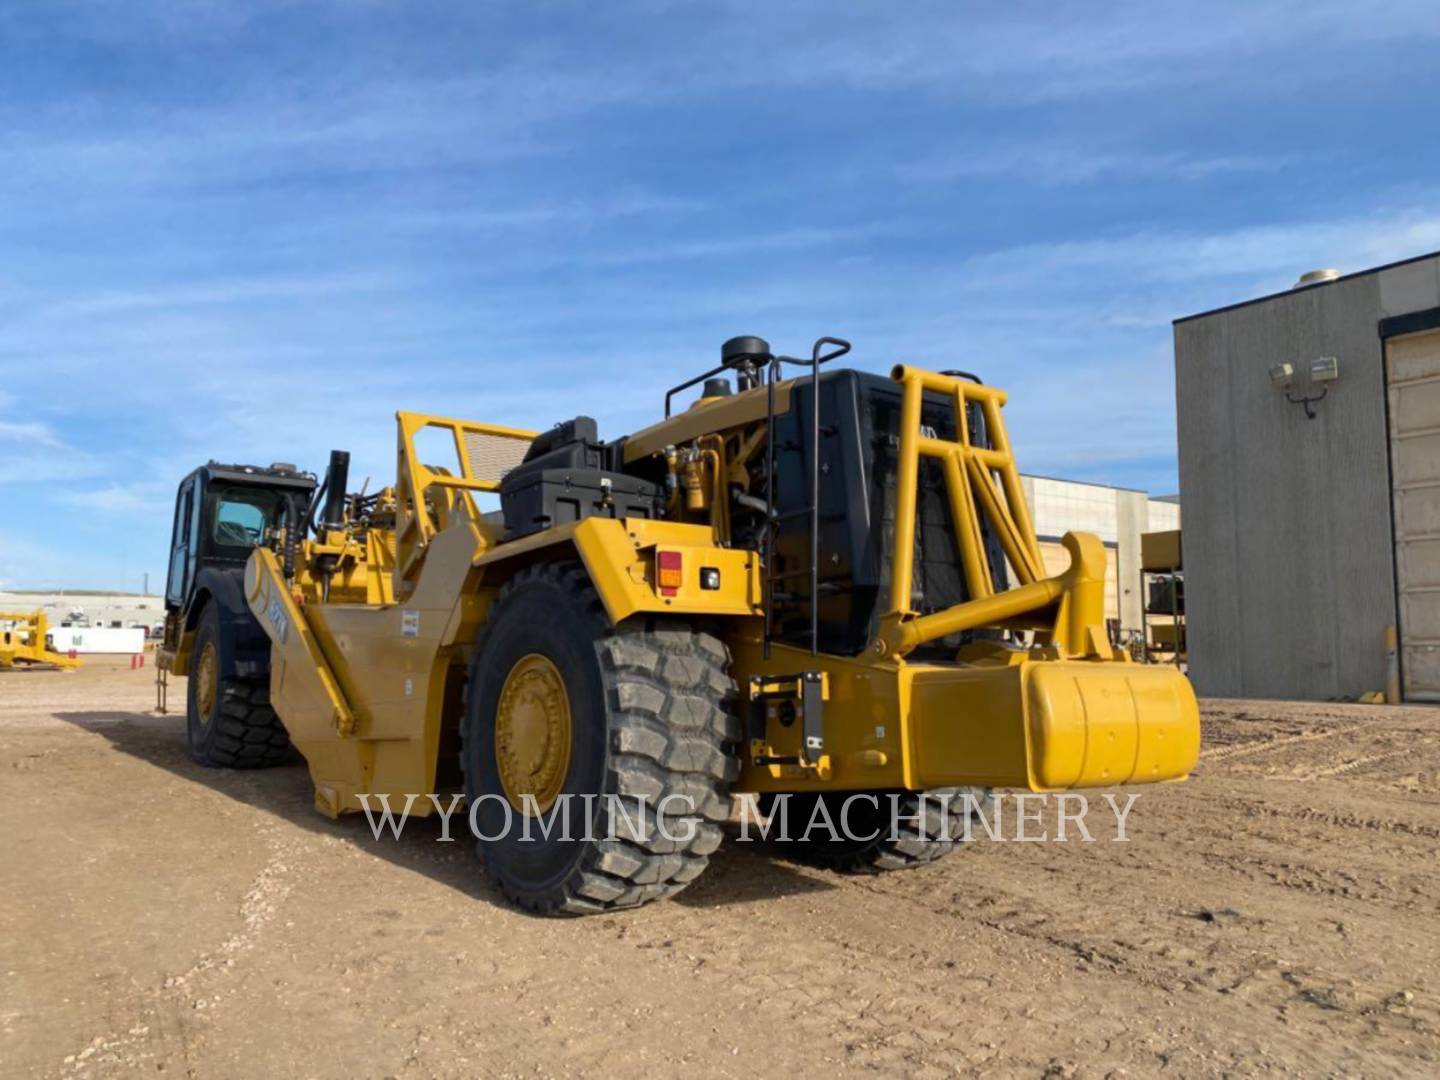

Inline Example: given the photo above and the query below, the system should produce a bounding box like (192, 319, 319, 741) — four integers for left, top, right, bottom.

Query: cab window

(213, 497, 270, 548)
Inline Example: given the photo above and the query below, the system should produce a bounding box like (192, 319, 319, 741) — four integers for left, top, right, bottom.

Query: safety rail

(761, 337, 851, 658)
(875, 366, 1111, 660)
(394, 411, 538, 593)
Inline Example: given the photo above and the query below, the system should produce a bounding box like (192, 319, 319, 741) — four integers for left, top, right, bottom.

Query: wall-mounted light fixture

(1272, 356, 1338, 419)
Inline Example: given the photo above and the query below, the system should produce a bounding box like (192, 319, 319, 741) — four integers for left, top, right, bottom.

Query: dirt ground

(2, 659, 1437, 1078)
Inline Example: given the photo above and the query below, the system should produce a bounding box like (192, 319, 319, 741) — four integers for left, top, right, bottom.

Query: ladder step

(768, 567, 816, 582)
(770, 584, 843, 601)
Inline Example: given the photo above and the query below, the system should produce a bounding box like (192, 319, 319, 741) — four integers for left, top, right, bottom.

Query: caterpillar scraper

(160, 336, 1200, 914)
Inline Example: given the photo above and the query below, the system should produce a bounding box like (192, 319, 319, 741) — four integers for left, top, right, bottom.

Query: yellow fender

(473, 517, 763, 624)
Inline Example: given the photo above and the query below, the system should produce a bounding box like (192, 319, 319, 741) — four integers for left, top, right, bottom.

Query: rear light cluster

(655, 551, 721, 597)
(657, 550, 683, 596)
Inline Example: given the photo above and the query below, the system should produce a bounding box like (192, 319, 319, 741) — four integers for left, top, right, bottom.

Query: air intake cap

(1294, 268, 1340, 288)
(701, 377, 733, 398)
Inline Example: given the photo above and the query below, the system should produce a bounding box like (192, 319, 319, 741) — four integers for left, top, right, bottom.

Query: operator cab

(163, 462, 315, 617)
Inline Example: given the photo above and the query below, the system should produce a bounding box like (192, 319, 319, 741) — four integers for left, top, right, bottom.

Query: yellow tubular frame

(394, 411, 538, 596)
(0, 610, 82, 670)
(877, 365, 1110, 660)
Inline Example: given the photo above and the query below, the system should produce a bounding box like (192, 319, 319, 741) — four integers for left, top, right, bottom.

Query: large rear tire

(762, 788, 992, 873)
(462, 562, 738, 915)
(185, 603, 293, 769)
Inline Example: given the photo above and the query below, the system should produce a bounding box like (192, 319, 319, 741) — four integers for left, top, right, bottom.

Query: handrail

(875, 366, 1110, 660)
(762, 337, 851, 658)
(393, 411, 538, 596)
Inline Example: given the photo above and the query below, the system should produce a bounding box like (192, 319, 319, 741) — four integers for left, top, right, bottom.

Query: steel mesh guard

(462, 429, 531, 485)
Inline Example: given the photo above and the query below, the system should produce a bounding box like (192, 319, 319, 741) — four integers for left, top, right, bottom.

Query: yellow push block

(1025, 663, 1200, 788)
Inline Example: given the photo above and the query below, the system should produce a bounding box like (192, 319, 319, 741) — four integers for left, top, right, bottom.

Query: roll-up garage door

(1386, 329, 1440, 701)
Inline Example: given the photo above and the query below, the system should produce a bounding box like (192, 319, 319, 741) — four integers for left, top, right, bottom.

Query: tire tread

(462, 561, 738, 915)
(193, 680, 293, 769)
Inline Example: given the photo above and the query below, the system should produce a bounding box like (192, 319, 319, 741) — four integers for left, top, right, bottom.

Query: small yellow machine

(0, 610, 81, 670)
(164, 336, 1199, 914)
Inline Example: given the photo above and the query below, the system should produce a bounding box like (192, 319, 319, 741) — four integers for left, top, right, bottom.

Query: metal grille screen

(462, 429, 531, 485)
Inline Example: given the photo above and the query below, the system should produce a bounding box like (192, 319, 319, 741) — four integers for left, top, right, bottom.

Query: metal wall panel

(1174, 272, 1399, 700)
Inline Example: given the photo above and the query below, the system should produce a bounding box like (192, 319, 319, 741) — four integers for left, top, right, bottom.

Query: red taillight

(657, 550, 683, 596)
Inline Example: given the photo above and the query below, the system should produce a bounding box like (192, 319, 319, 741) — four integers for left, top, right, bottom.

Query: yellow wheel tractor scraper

(159, 336, 1199, 914)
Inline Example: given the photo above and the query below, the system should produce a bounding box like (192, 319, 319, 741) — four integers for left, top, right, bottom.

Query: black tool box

(500, 468, 661, 539)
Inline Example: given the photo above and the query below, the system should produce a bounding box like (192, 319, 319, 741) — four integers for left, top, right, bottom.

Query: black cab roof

(192, 461, 316, 490)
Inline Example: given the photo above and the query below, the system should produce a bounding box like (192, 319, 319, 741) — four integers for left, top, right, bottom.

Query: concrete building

(1020, 474, 1179, 642)
(1174, 252, 1440, 703)
(0, 590, 163, 636)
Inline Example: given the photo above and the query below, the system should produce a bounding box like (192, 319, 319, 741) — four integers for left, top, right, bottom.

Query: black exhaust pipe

(320, 450, 350, 530)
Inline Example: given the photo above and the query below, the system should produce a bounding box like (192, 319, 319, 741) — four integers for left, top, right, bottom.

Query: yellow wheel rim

(494, 653, 572, 814)
(195, 640, 218, 723)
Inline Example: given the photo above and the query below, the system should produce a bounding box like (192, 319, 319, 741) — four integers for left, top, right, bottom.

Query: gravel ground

(2, 658, 1437, 1077)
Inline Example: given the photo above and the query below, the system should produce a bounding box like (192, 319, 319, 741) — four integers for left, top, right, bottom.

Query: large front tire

(185, 603, 293, 769)
(462, 562, 738, 915)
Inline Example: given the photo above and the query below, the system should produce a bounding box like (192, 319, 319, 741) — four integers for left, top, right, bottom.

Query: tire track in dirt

(56, 821, 306, 1076)
(7, 663, 1440, 1077)
(1200, 723, 1371, 763)
(1294, 749, 1423, 780)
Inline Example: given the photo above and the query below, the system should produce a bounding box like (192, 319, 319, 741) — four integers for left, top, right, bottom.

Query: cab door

(165, 475, 198, 608)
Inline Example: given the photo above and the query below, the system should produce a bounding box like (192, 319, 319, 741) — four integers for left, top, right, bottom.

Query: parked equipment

(1139, 529, 1185, 665)
(162, 337, 1201, 914)
(0, 610, 81, 670)
(157, 460, 315, 766)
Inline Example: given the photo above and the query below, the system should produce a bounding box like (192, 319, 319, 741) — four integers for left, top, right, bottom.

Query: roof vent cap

(1294, 268, 1340, 288)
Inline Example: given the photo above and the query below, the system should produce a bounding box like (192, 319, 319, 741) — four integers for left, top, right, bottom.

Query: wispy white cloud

(0, 419, 67, 448)
(3, 62, 656, 194)
(0, 420, 99, 487)
(11, 0, 1433, 206)
(567, 223, 902, 268)
(950, 207, 1440, 305)
(57, 481, 172, 516)
(694, 0, 1440, 101)
(396, 191, 708, 231)
(900, 145, 1289, 187)
(32, 271, 400, 319)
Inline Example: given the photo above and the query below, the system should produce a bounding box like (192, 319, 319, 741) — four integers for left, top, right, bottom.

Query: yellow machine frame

(733, 366, 1195, 794)
(245, 368, 1199, 819)
(0, 610, 82, 670)
(876, 365, 1113, 661)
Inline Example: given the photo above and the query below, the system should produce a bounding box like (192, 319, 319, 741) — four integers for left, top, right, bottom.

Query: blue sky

(4, 0, 1440, 590)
